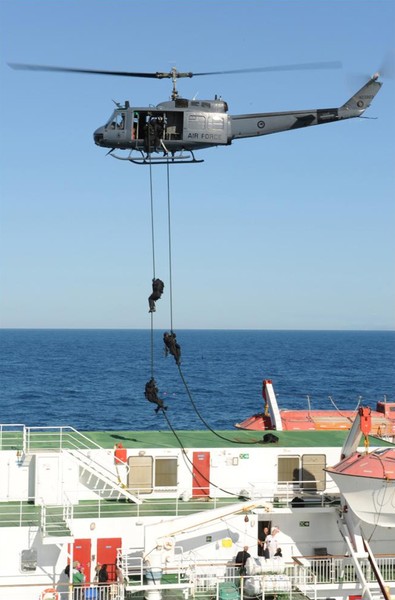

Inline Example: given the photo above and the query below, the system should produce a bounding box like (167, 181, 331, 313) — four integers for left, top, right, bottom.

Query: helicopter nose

(93, 127, 105, 146)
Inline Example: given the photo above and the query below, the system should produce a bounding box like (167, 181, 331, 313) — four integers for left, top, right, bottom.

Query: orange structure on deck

(235, 380, 395, 437)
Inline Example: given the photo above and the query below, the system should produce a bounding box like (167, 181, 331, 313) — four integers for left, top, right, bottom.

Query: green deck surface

(0, 497, 240, 528)
(2, 426, 394, 451)
(82, 429, 372, 449)
(83, 429, 352, 448)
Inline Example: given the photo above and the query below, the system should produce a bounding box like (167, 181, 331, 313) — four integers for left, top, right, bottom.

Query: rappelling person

(144, 115, 165, 153)
(143, 118, 155, 153)
(163, 331, 181, 365)
(148, 278, 164, 313)
(153, 115, 164, 149)
(144, 378, 167, 413)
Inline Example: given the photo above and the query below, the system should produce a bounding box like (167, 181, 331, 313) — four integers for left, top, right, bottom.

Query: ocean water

(0, 329, 394, 431)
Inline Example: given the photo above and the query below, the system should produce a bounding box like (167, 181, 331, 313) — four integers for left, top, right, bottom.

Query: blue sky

(1, 0, 394, 330)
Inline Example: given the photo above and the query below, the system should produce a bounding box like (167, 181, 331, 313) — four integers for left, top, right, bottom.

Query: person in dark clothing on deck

(98, 564, 109, 599)
(258, 526, 270, 558)
(235, 546, 250, 575)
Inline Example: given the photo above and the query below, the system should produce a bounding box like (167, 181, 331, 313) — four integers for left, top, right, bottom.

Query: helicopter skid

(110, 148, 204, 165)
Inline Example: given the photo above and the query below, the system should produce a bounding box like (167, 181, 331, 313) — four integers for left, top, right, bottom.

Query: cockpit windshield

(106, 111, 125, 130)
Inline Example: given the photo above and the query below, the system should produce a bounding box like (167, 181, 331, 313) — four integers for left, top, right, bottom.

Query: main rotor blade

(193, 61, 342, 76)
(9, 60, 342, 80)
(8, 63, 162, 78)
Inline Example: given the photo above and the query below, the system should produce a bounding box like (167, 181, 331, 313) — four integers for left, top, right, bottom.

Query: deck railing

(0, 493, 243, 531)
(0, 486, 344, 531)
(0, 423, 126, 456)
(0, 424, 132, 500)
(0, 556, 394, 599)
(0, 423, 27, 452)
(0, 579, 123, 600)
(117, 549, 395, 590)
(296, 555, 395, 584)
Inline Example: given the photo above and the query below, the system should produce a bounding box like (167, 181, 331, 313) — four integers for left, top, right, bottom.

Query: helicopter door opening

(132, 112, 146, 142)
(133, 112, 163, 147)
(132, 111, 184, 151)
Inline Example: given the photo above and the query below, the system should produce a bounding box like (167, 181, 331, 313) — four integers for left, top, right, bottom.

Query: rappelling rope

(149, 161, 156, 379)
(144, 160, 263, 448)
(177, 364, 263, 445)
(161, 409, 245, 498)
(163, 164, 263, 446)
(166, 160, 174, 333)
(149, 162, 156, 278)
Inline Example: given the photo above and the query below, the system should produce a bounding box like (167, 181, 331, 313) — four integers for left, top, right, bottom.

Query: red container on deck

(114, 443, 127, 464)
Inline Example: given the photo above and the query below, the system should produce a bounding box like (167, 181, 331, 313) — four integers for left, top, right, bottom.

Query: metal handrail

(26, 425, 109, 452)
(0, 484, 344, 529)
(0, 424, 26, 451)
(23, 425, 132, 491)
(0, 580, 124, 600)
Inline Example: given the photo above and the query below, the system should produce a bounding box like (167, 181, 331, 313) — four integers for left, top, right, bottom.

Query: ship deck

(2, 425, 394, 452)
(0, 496, 242, 529)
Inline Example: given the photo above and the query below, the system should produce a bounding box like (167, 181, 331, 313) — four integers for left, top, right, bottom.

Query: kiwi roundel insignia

(257, 120, 265, 129)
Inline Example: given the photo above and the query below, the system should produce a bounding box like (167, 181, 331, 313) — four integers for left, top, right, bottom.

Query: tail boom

(230, 75, 382, 141)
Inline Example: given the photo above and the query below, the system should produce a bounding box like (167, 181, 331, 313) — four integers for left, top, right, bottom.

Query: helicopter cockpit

(107, 112, 125, 130)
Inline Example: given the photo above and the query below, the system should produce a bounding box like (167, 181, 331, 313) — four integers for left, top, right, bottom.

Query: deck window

(155, 458, 177, 487)
(277, 455, 299, 486)
(128, 456, 177, 493)
(277, 454, 326, 493)
(301, 454, 326, 492)
(128, 456, 154, 494)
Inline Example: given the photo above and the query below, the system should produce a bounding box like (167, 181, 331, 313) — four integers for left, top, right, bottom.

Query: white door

(35, 454, 60, 504)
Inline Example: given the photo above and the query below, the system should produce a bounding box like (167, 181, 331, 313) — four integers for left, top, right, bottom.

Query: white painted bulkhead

(1, 507, 395, 600)
(1, 438, 395, 599)
(1, 443, 345, 503)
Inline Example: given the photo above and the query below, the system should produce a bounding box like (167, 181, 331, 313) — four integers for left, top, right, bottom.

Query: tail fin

(340, 74, 382, 117)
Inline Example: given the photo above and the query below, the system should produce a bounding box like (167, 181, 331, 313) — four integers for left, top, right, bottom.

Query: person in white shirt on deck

(265, 526, 280, 558)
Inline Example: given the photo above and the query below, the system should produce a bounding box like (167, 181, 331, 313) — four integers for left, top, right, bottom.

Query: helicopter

(9, 62, 382, 165)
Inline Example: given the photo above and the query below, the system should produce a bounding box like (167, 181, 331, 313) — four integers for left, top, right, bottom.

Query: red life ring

(40, 589, 59, 600)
